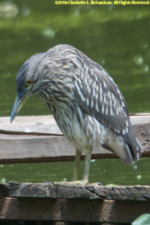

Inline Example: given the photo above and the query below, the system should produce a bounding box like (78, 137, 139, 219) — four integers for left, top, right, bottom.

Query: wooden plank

(0, 115, 62, 135)
(0, 134, 114, 163)
(0, 182, 150, 201)
(0, 114, 149, 164)
(0, 197, 150, 223)
(0, 113, 149, 134)
(1, 182, 150, 223)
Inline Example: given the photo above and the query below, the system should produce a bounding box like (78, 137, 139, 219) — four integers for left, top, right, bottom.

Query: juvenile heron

(11, 44, 142, 184)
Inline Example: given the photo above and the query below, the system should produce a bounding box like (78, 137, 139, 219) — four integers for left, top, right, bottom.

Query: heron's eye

(27, 79, 33, 86)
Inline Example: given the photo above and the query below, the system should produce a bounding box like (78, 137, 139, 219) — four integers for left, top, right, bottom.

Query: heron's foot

(53, 179, 88, 186)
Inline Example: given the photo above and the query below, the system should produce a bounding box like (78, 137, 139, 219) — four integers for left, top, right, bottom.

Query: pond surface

(0, 1, 150, 185)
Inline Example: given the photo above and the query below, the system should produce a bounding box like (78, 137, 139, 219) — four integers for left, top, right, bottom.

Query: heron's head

(11, 45, 77, 123)
(10, 53, 46, 123)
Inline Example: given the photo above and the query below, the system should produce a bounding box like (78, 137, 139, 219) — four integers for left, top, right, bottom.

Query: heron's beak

(10, 89, 29, 123)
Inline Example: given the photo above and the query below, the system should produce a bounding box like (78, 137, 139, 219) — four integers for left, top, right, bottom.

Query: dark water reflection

(0, 1, 150, 184)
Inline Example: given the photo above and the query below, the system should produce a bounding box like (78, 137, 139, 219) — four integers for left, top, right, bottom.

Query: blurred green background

(0, 1, 149, 185)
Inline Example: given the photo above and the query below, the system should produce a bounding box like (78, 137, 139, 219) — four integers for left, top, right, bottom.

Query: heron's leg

(53, 149, 90, 186)
(72, 149, 81, 181)
(82, 147, 92, 184)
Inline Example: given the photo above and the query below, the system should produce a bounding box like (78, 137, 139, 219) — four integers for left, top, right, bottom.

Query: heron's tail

(119, 122, 142, 165)
(102, 126, 142, 165)
(125, 126, 142, 164)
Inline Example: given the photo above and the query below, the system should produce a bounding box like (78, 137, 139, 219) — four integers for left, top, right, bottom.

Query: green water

(0, 1, 150, 185)
(0, 158, 148, 185)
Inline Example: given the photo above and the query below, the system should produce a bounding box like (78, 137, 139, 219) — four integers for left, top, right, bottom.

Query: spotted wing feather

(72, 48, 141, 161)
(47, 44, 141, 162)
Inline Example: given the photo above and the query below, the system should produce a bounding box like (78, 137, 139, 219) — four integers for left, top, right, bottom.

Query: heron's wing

(74, 60, 130, 138)
(73, 56, 141, 162)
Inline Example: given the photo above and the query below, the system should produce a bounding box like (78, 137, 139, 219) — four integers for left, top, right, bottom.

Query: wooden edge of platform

(0, 182, 150, 223)
(0, 114, 150, 164)
(0, 113, 150, 135)
(1, 197, 149, 223)
(0, 182, 150, 201)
